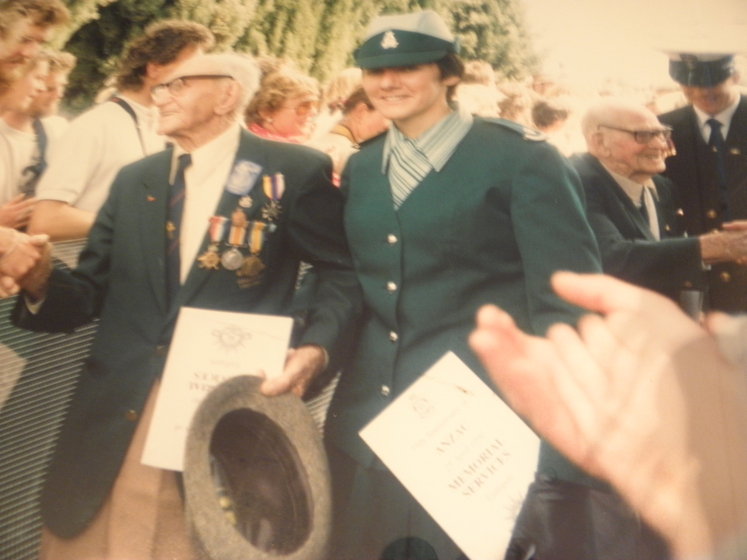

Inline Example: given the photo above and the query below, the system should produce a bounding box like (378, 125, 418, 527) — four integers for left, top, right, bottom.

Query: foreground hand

(260, 344, 327, 397)
(470, 272, 747, 559)
(0, 195, 36, 229)
(0, 230, 49, 289)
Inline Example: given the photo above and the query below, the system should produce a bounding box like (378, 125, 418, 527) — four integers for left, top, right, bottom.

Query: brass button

(389, 331, 398, 342)
(386, 281, 397, 293)
(125, 409, 138, 422)
(381, 385, 391, 397)
(706, 209, 717, 219)
(387, 234, 398, 245)
(684, 281, 693, 288)
(664, 225, 671, 232)
(721, 271, 731, 283)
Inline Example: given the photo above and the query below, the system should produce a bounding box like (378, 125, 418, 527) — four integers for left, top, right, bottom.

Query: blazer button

(721, 271, 731, 283)
(155, 345, 168, 358)
(387, 234, 398, 245)
(683, 280, 693, 288)
(389, 331, 398, 342)
(125, 409, 139, 422)
(706, 209, 717, 219)
(386, 281, 397, 293)
(381, 385, 391, 397)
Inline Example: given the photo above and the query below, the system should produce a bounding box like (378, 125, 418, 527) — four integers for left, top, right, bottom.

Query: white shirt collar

(171, 122, 241, 183)
(603, 164, 657, 206)
(693, 96, 740, 141)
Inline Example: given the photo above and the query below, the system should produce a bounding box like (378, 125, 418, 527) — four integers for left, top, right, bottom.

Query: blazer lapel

(589, 154, 655, 241)
(139, 151, 172, 314)
(166, 130, 266, 322)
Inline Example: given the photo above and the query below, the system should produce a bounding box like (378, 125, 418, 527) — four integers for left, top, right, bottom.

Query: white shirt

(0, 120, 37, 204)
(35, 95, 164, 212)
(605, 165, 661, 240)
(693, 96, 740, 143)
(173, 123, 241, 282)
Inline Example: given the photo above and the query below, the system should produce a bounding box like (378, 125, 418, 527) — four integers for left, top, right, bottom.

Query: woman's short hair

(244, 68, 319, 125)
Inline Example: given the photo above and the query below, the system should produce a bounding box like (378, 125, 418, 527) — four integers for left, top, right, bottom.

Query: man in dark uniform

(659, 53, 747, 312)
(324, 10, 605, 560)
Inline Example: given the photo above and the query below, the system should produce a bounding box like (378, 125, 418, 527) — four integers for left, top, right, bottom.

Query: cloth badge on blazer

(226, 160, 262, 196)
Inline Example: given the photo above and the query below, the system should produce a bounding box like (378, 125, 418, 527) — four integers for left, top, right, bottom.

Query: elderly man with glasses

(12, 52, 362, 560)
(572, 99, 747, 312)
(560, 98, 747, 560)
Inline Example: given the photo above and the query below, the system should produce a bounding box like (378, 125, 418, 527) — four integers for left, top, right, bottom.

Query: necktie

(166, 153, 191, 305)
(638, 190, 649, 223)
(388, 140, 431, 209)
(707, 118, 730, 221)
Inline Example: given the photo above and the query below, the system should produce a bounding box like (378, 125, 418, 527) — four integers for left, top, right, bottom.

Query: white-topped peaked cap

(354, 10, 459, 70)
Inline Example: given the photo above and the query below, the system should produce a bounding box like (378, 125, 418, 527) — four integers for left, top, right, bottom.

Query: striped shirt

(382, 105, 474, 208)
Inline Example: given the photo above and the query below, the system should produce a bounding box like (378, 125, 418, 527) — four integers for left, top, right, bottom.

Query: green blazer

(325, 118, 603, 487)
(13, 128, 363, 538)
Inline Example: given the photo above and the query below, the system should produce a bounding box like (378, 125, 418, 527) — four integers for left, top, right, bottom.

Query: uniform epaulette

(483, 117, 547, 141)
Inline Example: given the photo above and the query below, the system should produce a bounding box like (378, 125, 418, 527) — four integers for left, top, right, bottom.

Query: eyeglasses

(280, 99, 319, 117)
(598, 124, 673, 144)
(151, 75, 233, 100)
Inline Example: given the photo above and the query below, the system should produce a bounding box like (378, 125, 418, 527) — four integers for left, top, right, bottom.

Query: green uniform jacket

(326, 118, 603, 486)
(13, 128, 363, 538)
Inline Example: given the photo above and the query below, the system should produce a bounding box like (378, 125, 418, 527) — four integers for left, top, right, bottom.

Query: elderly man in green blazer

(13, 53, 362, 559)
(323, 10, 607, 560)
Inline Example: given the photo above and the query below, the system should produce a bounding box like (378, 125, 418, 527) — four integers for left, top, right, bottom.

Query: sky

(519, 0, 747, 89)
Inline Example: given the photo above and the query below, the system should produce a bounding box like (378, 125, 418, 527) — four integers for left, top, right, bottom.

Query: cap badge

(381, 30, 399, 49)
(681, 54, 699, 70)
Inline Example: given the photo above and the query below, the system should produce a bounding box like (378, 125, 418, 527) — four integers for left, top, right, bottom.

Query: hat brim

(356, 49, 451, 69)
(184, 375, 331, 560)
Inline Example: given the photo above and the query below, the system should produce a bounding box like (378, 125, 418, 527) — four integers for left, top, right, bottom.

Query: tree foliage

(57, 0, 538, 115)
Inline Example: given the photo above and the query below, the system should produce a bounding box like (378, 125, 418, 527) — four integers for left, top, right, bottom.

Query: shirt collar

(171, 122, 242, 183)
(604, 164, 657, 206)
(693, 95, 740, 128)
(382, 105, 474, 174)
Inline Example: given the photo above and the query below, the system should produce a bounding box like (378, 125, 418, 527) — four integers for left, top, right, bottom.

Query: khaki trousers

(39, 380, 197, 560)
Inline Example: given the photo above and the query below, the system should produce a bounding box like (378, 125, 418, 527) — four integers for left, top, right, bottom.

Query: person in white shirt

(26, 50, 76, 143)
(0, 0, 68, 98)
(0, 50, 48, 227)
(27, 19, 214, 241)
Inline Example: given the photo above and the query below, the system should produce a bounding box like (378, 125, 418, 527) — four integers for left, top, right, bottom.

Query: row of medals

(196, 196, 281, 287)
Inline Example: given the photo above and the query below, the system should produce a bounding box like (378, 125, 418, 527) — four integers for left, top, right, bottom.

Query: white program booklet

(359, 351, 540, 560)
(142, 307, 292, 471)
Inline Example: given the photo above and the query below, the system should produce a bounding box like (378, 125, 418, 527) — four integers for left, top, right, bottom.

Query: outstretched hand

(470, 272, 747, 560)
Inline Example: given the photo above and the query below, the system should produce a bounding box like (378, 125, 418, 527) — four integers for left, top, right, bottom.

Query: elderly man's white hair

(217, 52, 260, 115)
(171, 52, 260, 117)
(580, 98, 655, 140)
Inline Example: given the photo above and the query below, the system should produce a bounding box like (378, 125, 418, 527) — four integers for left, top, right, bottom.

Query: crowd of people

(2, 1, 747, 560)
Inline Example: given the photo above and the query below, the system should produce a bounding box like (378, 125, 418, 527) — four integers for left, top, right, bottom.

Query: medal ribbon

(208, 216, 228, 244)
(263, 173, 285, 202)
(249, 221, 267, 254)
(228, 224, 247, 246)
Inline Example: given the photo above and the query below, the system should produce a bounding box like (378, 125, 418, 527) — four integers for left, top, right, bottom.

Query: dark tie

(20, 118, 48, 196)
(639, 191, 649, 225)
(707, 118, 730, 221)
(166, 153, 191, 306)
